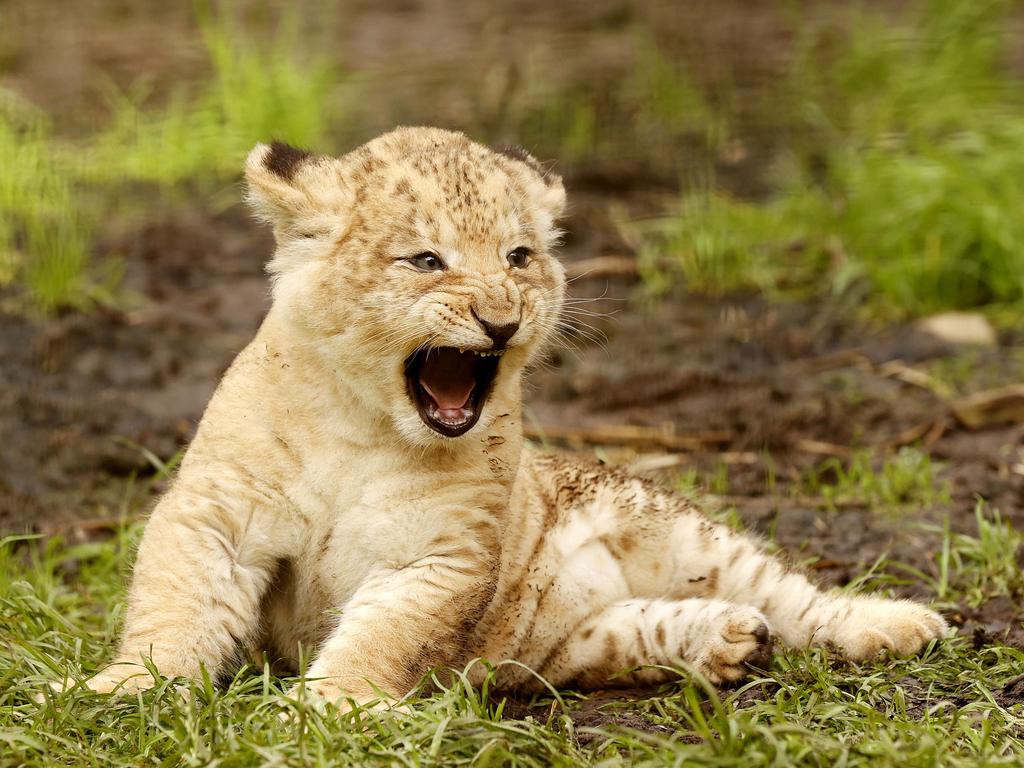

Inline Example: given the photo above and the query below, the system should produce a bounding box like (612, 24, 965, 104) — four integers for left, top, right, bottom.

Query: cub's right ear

(244, 141, 352, 240)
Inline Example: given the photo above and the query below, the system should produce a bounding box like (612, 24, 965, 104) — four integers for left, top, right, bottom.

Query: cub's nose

(472, 309, 520, 349)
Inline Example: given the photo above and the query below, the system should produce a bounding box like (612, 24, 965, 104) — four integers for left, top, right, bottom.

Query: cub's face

(245, 128, 567, 444)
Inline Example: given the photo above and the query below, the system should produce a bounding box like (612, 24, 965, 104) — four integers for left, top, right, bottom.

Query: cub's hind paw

(696, 606, 774, 684)
(831, 598, 947, 660)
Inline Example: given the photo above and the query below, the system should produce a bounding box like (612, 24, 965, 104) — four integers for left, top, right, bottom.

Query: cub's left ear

(495, 145, 569, 225)
(534, 172, 567, 224)
(244, 141, 352, 240)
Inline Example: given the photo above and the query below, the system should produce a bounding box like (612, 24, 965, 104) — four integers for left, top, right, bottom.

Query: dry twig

(524, 423, 734, 452)
(563, 256, 637, 281)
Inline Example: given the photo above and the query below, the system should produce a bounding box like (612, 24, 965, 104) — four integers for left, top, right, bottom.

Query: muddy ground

(2, 0, 1023, 734)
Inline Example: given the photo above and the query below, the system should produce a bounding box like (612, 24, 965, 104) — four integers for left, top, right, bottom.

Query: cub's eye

(408, 252, 445, 272)
(507, 246, 531, 268)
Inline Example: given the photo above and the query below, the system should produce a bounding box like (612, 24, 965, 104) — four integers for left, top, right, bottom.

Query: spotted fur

(78, 127, 946, 705)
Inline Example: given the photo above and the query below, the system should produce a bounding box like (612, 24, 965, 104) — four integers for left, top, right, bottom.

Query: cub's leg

(86, 488, 284, 694)
(661, 511, 948, 661)
(296, 525, 498, 708)
(538, 598, 772, 688)
(556, 458, 949, 660)
(515, 455, 946, 686)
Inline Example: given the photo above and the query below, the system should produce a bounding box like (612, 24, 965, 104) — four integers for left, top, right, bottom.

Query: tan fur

(80, 127, 947, 703)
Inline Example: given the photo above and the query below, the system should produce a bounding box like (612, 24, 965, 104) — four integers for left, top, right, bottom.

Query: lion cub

(83, 127, 946, 704)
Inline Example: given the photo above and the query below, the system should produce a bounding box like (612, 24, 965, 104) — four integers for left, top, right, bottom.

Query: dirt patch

(960, 598, 1024, 651)
(894, 669, 1024, 720)
(501, 689, 680, 743)
(0, 206, 271, 532)
(999, 673, 1024, 710)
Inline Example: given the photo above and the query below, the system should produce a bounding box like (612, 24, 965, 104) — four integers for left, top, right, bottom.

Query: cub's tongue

(419, 348, 476, 418)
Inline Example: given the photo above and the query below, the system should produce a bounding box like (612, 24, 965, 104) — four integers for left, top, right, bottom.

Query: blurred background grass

(1, 0, 1023, 319)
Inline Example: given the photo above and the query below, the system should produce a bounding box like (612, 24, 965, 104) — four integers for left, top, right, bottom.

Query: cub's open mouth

(404, 347, 501, 437)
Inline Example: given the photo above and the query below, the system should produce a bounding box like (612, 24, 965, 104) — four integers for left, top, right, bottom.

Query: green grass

(2, 516, 1022, 767)
(0, 2, 341, 313)
(824, 124, 1024, 316)
(936, 500, 1024, 608)
(801, 448, 949, 511)
(642, 0, 1024, 320)
(477, 30, 724, 177)
(85, 2, 339, 187)
(0, 95, 99, 312)
(638, 188, 833, 299)
(674, 461, 732, 499)
(6, 0, 1021, 319)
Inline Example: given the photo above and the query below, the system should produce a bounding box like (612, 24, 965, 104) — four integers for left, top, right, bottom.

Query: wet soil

(0, 206, 272, 529)
(502, 688, 681, 742)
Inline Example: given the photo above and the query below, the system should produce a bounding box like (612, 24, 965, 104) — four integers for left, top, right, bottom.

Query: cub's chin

(403, 346, 502, 437)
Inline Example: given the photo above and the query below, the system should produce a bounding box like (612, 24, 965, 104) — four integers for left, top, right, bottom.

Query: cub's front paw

(282, 680, 408, 724)
(40, 663, 152, 702)
(285, 680, 386, 715)
(83, 663, 155, 695)
(831, 598, 947, 660)
(288, 680, 350, 711)
(695, 605, 774, 684)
